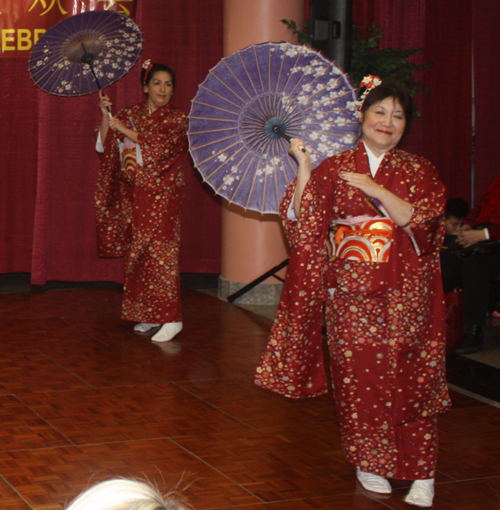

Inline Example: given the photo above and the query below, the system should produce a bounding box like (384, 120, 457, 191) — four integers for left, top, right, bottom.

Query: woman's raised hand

(99, 90, 112, 117)
(98, 90, 112, 144)
(291, 138, 312, 218)
(289, 138, 309, 165)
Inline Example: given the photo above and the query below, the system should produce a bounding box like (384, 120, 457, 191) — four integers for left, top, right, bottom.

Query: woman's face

(360, 97, 406, 156)
(143, 71, 174, 112)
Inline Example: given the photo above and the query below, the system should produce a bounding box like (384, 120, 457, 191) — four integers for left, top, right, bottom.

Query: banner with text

(0, 0, 137, 57)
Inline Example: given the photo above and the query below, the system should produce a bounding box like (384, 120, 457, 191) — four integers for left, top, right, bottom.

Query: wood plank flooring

(0, 286, 498, 509)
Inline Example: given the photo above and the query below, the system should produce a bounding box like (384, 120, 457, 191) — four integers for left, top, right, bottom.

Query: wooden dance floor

(0, 285, 499, 509)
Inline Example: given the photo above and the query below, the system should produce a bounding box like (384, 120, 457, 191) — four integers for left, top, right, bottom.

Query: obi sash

(119, 135, 138, 184)
(328, 215, 394, 263)
(118, 120, 142, 184)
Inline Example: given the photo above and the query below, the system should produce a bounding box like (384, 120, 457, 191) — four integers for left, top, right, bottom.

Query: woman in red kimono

(96, 60, 188, 342)
(255, 82, 450, 507)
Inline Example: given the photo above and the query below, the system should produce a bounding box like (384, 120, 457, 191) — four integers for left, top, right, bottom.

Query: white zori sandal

(356, 467, 392, 494)
(133, 323, 160, 333)
(152, 322, 183, 342)
(405, 479, 434, 508)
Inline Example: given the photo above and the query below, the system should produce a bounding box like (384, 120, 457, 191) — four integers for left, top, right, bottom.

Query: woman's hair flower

(142, 59, 154, 84)
(357, 75, 382, 109)
(360, 75, 382, 90)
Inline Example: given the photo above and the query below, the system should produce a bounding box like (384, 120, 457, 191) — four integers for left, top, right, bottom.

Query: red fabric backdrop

(1, 0, 498, 283)
(354, 0, 500, 206)
(473, 0, 500, 204)
(421, 0, 473, 202)
(350, 0, 500, 207)
(0, 0, 223, 283)
(352, 0, 473, 202)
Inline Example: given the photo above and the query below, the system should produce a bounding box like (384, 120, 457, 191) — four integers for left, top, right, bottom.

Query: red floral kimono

(255, 142, 451, 480)
(96, 102, 188, 324)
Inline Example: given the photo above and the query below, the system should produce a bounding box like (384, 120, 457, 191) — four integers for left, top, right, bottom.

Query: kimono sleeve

(280, 159, 336, 249)
(254, 159, 336, 399)
(95, 115, 132, 258)
(94, 125, 105, 157)
(407, 161, 446, 255)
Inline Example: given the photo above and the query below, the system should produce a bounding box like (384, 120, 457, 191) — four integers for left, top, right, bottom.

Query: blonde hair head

(66, 479, 187, 510)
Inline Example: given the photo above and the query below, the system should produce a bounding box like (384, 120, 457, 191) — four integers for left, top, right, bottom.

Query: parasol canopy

(188, 42, 360, 214)
(29, 10, 142, 97)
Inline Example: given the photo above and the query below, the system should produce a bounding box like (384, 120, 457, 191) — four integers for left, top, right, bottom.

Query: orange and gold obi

(328, 218, 394, 262)
(120, 147, 137, 184)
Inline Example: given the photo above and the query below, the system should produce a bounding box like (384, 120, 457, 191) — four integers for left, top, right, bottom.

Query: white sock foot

(405, 478, 434, 507)
(133, 323, 160, 333)
(356, 467, 392, 494)
(152, 322, 183, 342)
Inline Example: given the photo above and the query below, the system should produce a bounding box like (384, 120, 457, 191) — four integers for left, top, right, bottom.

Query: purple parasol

(188, 42, 360, 214)
(29, 10, 142, 97)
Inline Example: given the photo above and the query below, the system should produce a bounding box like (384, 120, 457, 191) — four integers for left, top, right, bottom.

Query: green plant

(350, 23, 432, 101)
(281, 19, 311, 46)
(281, 19, 432, 115)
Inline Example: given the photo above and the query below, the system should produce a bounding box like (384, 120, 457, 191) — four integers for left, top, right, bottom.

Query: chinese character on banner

(28, 0, 67, 16)
(97, 0, 135, 17)
(0, 0, 138, 57)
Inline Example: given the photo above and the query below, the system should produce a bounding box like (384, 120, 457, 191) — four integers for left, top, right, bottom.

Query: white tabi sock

(404, 478, 434, 507)
(151, 322, 183, 342)
(356, 467, 392, 494)
(133, 323, 160, 333)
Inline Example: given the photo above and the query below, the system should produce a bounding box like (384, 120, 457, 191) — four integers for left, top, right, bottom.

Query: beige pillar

(220, 0, 305, 303)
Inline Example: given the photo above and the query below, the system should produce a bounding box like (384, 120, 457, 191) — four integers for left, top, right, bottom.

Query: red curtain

(0, 60, 39, 272)
(421, 0, 473, 202)
(2, 0, 497, 283)
(473, 0, 500, 204)
(0, 0, 223, 284)
(352, 1, 426, 157)
(352, 0, 473, 202)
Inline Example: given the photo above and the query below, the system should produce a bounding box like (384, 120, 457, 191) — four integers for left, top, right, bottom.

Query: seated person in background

(65, 478, 187, 510)
(452, 172, 500, 354)
(441, 197, 470, 293)
(444, 198, 470, 237)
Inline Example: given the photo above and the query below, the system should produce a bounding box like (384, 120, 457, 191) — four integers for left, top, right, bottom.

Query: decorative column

(219, 0, 305, 303)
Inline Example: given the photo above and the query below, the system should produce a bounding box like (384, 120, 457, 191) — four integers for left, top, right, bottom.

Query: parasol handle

(81, 44, 112, 118)
(271, 125, 306, 153)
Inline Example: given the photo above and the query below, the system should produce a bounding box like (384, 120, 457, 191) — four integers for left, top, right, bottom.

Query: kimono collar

(363, 141, 385, 177)
(354, 141, 400, 193)
(146, 101, 172, 117)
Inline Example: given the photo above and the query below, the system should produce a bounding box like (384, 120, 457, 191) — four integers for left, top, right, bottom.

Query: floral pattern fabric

(255, 141, 451, 480)
(96, 102, 188, 323)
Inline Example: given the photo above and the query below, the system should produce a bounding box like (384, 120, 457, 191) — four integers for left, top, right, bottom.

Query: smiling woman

(256, 81, 449, 508)
(359, 97, 406, 157)
(94, 59, 188, 344)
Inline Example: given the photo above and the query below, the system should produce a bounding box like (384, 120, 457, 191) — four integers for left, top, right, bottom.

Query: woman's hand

(339, 171, 381, 198)
(457, 227, 486, 247)
(98, 90, 112, 145)
(108, 116, 139, 144)
(290, 138, 312, 218)
(99, 90, 112, 117)
(109, 116, 126, 133)
(289, 138, 309, 166)
(340, 171, 413, 228)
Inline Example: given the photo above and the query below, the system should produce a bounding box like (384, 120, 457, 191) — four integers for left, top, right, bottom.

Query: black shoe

(455, 323, 483, 354)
